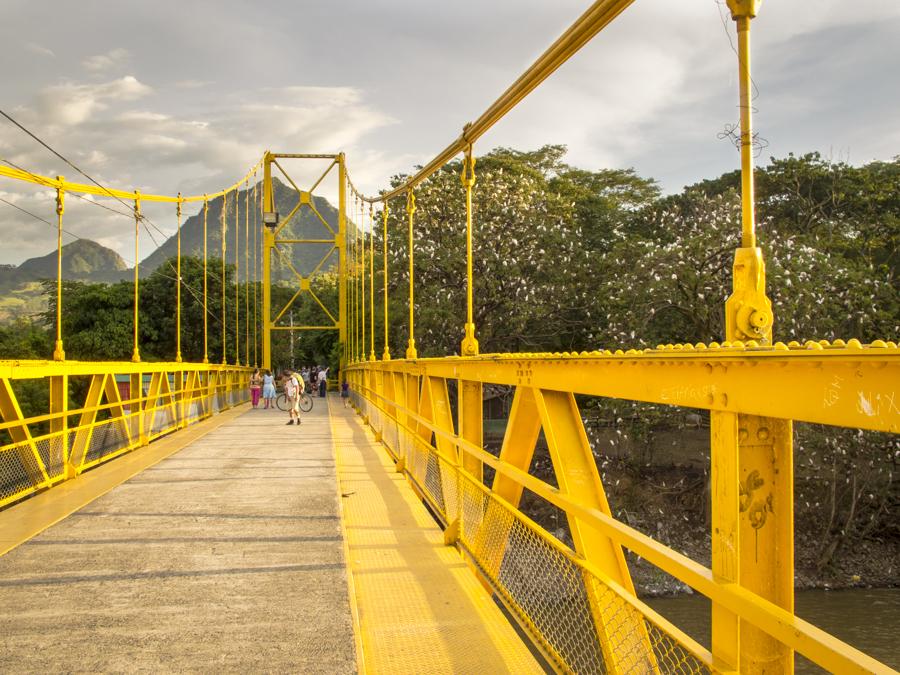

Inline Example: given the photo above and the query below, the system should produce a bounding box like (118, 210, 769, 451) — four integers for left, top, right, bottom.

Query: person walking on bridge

(262, 370, 276, 409)
(317, 366, 328, 398)
(283, 369, 304, 426)
(249, 368, 262, 409)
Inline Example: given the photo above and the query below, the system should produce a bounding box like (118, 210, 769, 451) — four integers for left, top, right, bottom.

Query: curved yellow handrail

(0, 155, 266, 203)
(345, 0, 634, 203)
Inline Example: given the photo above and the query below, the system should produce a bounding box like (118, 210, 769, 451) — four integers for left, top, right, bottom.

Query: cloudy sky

(0, 0, 897, 265)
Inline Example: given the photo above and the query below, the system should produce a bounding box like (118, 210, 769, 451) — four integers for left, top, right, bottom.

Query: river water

(646, 588, 899, 672)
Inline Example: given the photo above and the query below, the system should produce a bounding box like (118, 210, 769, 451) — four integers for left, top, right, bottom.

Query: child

(341, 380, 350, 407)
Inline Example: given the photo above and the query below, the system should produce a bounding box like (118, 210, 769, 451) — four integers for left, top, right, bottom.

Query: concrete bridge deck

(0, 396, 542, 673)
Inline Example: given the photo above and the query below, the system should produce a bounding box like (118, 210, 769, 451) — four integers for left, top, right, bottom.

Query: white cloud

(173, 80, 211, 90)
(32, 76, 153, 126)
(24, 42, 55, 58)
(82, 48, 130, 74)
(0, 79, 397, 264)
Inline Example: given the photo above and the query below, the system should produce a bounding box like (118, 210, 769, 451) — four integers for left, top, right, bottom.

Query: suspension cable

(361, 193, 366, 362)
(234, 185, 240, 366)
(405, 189, 417, 359)
(244, 180, 250, 367)
(369, 203, 375, 361)
(252, 174, 259, 367)
(202, 197, 209, 364)
(382, 200, 390, 361)
(461, 143, 479, 356)
(221, 191, 228, 365)
(132, 191, 141, 363)
(52, 177, 65, 361)
(176, 194, 183, 363)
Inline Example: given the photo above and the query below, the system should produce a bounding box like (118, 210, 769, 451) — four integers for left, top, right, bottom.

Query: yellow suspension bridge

(0, 1, 897, 673)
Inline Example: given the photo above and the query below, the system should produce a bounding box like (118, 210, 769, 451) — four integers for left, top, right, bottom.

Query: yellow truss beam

(351, 345, 900, 433)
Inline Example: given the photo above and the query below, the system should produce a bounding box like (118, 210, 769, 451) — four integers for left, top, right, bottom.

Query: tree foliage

(7, 146, 896, 567)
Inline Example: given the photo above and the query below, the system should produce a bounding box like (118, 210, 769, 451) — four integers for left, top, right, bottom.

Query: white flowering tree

(377, 145, 658, 356)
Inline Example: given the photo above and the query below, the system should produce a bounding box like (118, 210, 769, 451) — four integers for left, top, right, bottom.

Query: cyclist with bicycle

(282, 370, 304, 426)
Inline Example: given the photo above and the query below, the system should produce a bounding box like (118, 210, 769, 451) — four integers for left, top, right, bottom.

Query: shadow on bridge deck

(0, 394, 544, 673)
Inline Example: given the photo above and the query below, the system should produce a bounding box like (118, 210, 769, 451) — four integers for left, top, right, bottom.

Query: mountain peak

(17, 238, 128, 282)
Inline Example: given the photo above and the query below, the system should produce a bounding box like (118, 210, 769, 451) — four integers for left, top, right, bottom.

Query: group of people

(299, 366, 330, 398)
(247, 366, 332, 425)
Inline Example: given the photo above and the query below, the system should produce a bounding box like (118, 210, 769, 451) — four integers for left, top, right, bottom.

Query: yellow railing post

(715, 3, 794, 673)
(132, 191, 141, 363)
(405, 190, 417, 359)
(175, 194, 183, 363)
(381, 200, 391, 361)
(131, 370, 145, 445)
(49, 373, 68, 478)
(52, 176, 65, 361)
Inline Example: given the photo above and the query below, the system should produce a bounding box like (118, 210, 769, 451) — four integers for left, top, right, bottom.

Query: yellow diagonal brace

(271, 158, 304, 196)
(272, 286, 305, 325)
(0, 378, 49, 487)
(307, 287, 339, 325)
(274, 200, 303, 238)
(308, 244, 337, 277)
(307, 200, 336, 236)
(534, 388, 655, 672)
(307, 158, 337, 194)
(102, 372, 133, 447)
(69, 374, 105, 472)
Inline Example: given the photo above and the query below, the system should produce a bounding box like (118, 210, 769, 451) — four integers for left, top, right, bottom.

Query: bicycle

(276, 390, 314, 413)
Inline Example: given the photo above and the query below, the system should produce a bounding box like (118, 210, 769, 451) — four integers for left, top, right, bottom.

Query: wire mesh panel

(422, 443, 446, 515)
(37, 436, 66, 482)
(83, 417, 132, 466)
(357, 382, 714, 675)
(383, 410, 399, 460)
(186, 398, 202, 423)
(0, 441, 47, 506)
(151, 405, 176, 437)
(456, 459, 710, 674)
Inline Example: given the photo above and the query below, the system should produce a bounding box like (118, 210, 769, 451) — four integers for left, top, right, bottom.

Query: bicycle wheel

(275, 393, 290, 411)
(298, 393, 314, 413)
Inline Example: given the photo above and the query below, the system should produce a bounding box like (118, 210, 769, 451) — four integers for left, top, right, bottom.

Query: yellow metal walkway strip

(328, 396, 544, 674)
(0, 404, 248, 557)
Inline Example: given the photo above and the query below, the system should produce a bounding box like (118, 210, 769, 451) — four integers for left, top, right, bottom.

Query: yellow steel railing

(346, 347, 898, 674)
(0, 361, 251, 510)
(0, 148, 263, 509)
(340, 1, 899, 672)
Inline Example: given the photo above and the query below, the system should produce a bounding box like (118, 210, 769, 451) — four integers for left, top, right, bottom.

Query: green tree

(42, 279, 135, 360)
